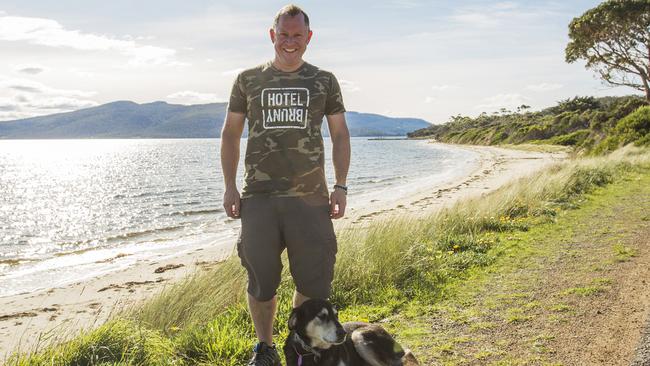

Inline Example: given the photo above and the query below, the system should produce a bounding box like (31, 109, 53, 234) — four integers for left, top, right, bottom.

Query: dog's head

(288, 299, 347, 349)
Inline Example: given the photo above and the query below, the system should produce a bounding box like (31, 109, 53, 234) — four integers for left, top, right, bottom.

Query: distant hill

(0, 101, 430, 139)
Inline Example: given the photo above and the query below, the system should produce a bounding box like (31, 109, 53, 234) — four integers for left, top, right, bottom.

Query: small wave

(0, 258, 37, 266)
(53, 246, 98, 257)
(168, 208, 222, 217)
(102, 224, 187, 244)
(355, 175, 407, 185)
(354, 175, 380, 181)
(127, 189, 185, 199)
(161, 189, 185, 195)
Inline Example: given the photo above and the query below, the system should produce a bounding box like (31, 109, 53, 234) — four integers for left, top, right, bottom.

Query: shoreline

(0, 142, 567, 358)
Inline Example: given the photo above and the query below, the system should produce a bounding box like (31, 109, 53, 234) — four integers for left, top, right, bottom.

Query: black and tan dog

(283, 299, 419, 366)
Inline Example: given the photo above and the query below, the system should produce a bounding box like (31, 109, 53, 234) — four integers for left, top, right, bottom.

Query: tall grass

(7, 145, 650, 366)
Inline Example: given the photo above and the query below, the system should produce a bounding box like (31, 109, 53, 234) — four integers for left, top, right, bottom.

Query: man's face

(270, 14, 312, 70)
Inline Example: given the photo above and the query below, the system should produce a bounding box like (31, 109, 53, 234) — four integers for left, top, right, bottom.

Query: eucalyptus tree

(565, 0, 650, 103)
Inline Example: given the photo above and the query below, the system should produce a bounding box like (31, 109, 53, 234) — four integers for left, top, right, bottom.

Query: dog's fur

(283, 299, 419, 366)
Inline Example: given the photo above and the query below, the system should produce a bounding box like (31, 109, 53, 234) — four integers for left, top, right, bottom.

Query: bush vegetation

(408, 96, 649, 154)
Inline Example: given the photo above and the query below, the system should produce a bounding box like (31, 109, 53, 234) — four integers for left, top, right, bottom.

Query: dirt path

(396, 170, 650, 365)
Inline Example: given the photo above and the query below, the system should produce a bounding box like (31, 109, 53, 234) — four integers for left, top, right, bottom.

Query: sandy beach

(0, 143, 567, 358)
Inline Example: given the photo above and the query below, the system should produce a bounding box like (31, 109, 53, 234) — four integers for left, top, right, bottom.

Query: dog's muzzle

(333, 327, 347, 345)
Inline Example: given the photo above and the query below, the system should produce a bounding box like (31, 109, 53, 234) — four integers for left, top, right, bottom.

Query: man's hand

(221, 111, 245, 219)
(326, 113, 350, 220)
(329, 189, 347, 219)
(223, 188, 241, 218)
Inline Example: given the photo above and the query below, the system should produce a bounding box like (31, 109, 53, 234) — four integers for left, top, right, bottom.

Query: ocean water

(0, 138, 479, 297)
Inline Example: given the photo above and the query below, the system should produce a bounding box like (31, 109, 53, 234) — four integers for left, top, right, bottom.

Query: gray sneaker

(248, 342, 282, 366)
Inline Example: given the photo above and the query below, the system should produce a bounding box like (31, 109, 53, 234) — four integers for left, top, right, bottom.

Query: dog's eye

(318, 314, 328, 320)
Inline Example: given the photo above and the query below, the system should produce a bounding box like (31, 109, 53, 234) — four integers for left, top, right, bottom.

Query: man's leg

(284, 197, 337, 306)
(292, 291, 310, 308)
(236, 197, 283, 366)
(248, 294, 277, 344)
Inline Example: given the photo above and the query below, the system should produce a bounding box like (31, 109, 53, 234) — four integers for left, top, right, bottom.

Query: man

(220, 4, 351, 366)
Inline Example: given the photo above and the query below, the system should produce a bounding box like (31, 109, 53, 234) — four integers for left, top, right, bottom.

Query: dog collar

(292, 333, 321, 364)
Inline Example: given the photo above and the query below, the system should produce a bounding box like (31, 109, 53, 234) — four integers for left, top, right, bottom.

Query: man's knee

(248, 292, 277, 307)
(247, 282, 280, 302)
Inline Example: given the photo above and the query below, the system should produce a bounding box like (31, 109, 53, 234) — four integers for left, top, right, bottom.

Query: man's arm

(326, 112, 351, 219)
(221, 111, 246, 218)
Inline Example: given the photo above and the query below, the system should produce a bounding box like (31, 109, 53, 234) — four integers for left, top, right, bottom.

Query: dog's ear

(288, 307, 302, 330)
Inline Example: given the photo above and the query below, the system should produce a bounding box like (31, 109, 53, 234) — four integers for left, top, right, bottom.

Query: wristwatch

(333, 184, 348, 194)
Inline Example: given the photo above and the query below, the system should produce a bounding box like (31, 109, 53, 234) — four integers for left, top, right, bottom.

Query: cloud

(0, 76, 99, 121)
(475, 93, 531, 111)
(14, 94, 30, 103)
(449, 2, 543, 29)
(0, 111, 35, 121)
(525, 83, 563, 92)
(431, 85, 461, 92)
(0, 97, 17, 111)
(0, 76, 96, 97)
(451, 13, 500, 27)
(221, 68, 244, 76)
(69, 69, 96, 78)
(167, 90, 225, 104)
(14, 63, 47, 75)
(0, 14, 178, 66)
(339, 79, 361, 93)
(374, 0, 422, 9)
(0, 95, 99, 121)
(431, 85, 450, 91)
(25, 96, 98, 110)
(424, 96, 436, 104)
(494, 2, 519, 10)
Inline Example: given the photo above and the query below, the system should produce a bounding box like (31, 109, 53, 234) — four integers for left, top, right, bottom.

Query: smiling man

(220, 4, 351, 366)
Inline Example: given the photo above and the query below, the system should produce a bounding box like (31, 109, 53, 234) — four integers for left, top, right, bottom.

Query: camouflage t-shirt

(228, 61, 346, 199)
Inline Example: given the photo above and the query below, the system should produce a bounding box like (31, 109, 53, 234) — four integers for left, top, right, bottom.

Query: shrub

(549, 129, 591, 146)
(614, 106, 650, 146)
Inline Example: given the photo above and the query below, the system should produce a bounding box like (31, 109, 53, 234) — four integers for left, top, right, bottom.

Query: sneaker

(248, 342, 282, 366)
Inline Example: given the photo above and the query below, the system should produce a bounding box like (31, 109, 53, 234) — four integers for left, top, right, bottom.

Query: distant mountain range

(0, 101, 431, 139)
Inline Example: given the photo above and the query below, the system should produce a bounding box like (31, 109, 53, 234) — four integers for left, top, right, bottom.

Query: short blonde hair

(273, 4, 310, 29)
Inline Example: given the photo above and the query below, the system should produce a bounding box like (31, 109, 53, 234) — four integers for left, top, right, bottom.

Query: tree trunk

(644, 71, 650, 104)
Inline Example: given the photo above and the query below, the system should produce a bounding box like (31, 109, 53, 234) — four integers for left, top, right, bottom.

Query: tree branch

(598, 74, 644, 91)
(590, 46, 642, 76)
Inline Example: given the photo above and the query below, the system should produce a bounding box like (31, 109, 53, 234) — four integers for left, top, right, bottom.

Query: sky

(0, 0, 641, 124)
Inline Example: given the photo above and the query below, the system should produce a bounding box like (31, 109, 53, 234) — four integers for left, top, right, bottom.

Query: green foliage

(7, 319, 175, 366)
(565, 0, 650, 101)
(548, 96, 600, 114)
(548, 129, 591, 146)
(615, 106, 650, 145)
(594, 106, 650, 153)
(408, 96, 648, 154)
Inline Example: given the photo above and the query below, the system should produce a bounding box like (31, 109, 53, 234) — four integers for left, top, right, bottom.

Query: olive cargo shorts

(237, 195, 337, 301)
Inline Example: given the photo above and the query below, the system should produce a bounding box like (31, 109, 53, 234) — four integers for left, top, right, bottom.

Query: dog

(283, 298, 420, 366)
